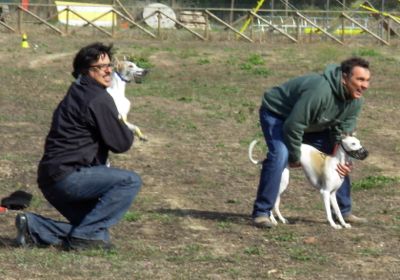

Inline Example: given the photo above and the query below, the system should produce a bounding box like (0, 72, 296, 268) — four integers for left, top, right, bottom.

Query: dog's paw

(279, 218, 289, 224)
(330, 223, 342, 229)
(343, 223, 352, 229)
(270, 215, 278, 226)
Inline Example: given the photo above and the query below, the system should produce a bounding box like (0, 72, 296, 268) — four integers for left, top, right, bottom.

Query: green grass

(1, 34, 400, 280)
(123, 211, 142, 222)
(352, 48, 382, 57)
(352, 175, 400, 190)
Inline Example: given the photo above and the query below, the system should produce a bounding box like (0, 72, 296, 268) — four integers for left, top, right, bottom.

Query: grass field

(0, 32, 399, 279)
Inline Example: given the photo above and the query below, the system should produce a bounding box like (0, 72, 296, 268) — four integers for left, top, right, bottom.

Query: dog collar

(116, 71, 131, 83)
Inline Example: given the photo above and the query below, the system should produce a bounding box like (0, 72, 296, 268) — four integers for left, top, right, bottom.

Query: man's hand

(289, 161, 301, 168)
(336, 162, 353, 178)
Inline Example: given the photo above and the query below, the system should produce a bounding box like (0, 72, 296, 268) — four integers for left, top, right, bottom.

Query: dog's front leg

(320, 189, 342, 229)
(330, 193, 351, 228)
(126, 122, 148, 141)
(269, 212, 278, 226)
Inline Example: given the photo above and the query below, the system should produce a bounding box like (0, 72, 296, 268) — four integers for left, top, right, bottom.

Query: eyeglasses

(89, 63, 114, 71)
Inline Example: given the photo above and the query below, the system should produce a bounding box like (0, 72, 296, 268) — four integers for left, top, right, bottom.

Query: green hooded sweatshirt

(261, 64, 363, 163)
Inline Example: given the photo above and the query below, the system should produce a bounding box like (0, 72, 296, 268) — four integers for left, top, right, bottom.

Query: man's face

(342, 66, 371, 99)
(88, 53, 113, 88)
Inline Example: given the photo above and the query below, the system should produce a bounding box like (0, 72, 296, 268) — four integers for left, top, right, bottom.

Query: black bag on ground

(1, 190, 33, 210)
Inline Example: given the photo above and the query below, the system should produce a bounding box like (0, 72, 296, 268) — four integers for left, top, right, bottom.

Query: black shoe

(15, 213, 32, 247)
(64, 237, 114, 251)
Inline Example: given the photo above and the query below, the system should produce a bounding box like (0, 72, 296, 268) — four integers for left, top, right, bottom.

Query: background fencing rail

(0, 2, 399, 45)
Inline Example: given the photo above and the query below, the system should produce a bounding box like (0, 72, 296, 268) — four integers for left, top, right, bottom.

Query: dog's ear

(114, 57, 121, 72)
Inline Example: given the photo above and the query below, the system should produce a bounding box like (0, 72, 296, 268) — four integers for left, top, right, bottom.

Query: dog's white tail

(248, 139, 263, 165)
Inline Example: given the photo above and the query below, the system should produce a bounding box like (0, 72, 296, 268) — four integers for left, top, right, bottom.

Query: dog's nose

(359, 148, 369, 160)
(351, 148, 369, 160)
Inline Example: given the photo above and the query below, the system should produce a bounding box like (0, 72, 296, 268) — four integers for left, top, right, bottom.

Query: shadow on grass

(151, 208, 250, 224)
(0, 237, 17, 248)
(151, 208, 332, 227)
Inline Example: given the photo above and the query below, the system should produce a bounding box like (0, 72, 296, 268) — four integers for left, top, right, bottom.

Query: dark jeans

(25, 165, 142, 246)
(252, 107, 352, 218)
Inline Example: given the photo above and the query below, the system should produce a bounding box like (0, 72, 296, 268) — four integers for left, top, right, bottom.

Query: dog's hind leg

(273, 195, 288, 224)
(321, 189, 342, 229)
(330, 192, 351, 228)
(273, 168, 289, 224)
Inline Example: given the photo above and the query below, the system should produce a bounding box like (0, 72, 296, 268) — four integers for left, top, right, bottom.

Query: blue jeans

(252, 107, 352, 218)
(25, 165, 142, 246)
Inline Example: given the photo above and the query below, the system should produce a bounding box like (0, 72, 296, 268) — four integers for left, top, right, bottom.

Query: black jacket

(37, 75, 133, 187)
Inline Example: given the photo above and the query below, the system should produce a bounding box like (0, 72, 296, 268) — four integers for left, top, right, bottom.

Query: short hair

(341, 57, 370, 77)
(72, 42, 113, 78)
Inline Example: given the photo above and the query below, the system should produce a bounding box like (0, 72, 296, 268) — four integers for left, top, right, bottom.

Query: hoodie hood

(323, 64, 348, 101)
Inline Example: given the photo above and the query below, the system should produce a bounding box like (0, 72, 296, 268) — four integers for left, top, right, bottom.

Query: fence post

(18, 5, 22, 34)
(204, 12, 209, 40)
(386, 17, 390, 44)
(341, 14, 344, 43)
(157, 11, 161, 38)
(250, 14, 253, 41)
(111, 10, 115, 37)
(65, 7, 69, 34)
(295, 15, 300, 42)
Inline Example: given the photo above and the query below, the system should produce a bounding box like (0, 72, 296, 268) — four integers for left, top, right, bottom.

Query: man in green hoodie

(253, 57, 371, 228)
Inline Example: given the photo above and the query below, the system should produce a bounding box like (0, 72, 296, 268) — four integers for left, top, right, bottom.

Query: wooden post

(157, 11, 161, 38)
(111, 10, 115, 37)
(250, 15, 253, 41)
(204, 13, 209, 40)
(295, 15, 300, 42)
(47, 0, 51, 18)
(229, 0, 234, 25)
(341, 15, 344, 43)
(17, 6, 22, 33)
(386, 17, 390, 44)
(65, 7, 69, 34)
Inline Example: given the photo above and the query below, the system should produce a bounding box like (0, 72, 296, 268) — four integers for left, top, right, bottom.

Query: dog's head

(115, 60, 148, 84)
(340, 136, 369, 160)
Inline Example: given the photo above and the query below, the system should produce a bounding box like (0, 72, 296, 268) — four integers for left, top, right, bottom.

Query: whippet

(107, 59, 148, 141)
(249, 136, 368, 229)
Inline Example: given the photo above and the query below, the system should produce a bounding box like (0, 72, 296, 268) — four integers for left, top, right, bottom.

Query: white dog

(249, 136, 368, 229)
(107, 59, 148, 141)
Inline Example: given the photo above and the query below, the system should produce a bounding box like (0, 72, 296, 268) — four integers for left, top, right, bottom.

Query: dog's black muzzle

(345, 147, 369, 160)
(134, 70, 149, 84)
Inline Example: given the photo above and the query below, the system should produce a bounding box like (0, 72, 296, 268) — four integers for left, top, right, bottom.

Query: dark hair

(341, 57, 369, 77)
(71, 42, 113, 78)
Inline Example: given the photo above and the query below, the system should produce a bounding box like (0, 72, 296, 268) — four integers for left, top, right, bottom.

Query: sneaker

(253, 215, 275, 228)
(15, 213, 32, 247)
(64, 237, 114, 251)
(343, 214, 368, 224)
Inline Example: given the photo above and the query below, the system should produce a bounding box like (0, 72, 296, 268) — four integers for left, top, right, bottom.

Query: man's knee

(123, 171, 142, 191)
